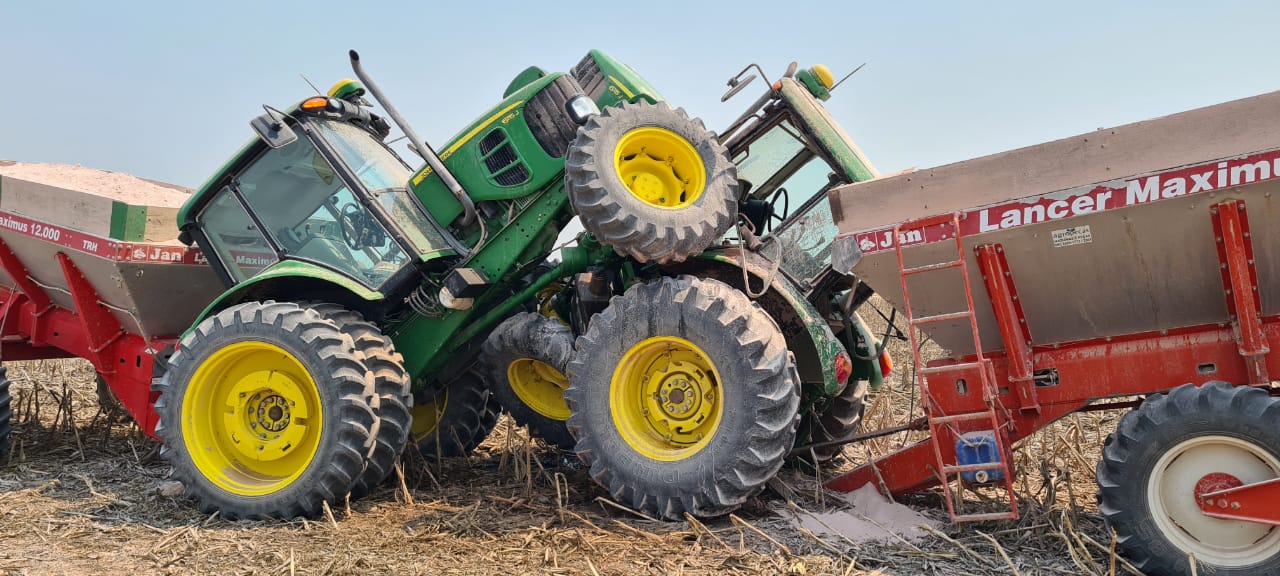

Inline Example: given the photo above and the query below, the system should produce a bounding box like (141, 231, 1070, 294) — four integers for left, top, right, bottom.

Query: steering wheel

(339, 204, 371, 250)
(766, 187, 790, 233)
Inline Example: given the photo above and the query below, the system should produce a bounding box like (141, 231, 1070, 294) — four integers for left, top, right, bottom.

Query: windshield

(311, 119, 450, 255)
(731, 118, 842, 283)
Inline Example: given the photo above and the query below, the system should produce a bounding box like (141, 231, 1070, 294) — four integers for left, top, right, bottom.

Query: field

(0, 325, 1141, 576)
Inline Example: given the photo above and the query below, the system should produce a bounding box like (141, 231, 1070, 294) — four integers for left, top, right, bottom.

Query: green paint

(185, 259, 384, 338)
(108, 202, 148, 241)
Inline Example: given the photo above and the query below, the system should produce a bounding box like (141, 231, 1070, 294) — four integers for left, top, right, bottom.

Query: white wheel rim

(1148, 434, 1280, 566)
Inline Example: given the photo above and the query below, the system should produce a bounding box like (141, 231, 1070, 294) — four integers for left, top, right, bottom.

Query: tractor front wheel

(1098, 381, 1280, 575)
(566, 276, 800, 519)
(482, 312, 576, 450)
(566, 101, 737, 264)
(154, 301, 377, 519)
(0, 366, 10, 462)
(410, 369, 499, 459)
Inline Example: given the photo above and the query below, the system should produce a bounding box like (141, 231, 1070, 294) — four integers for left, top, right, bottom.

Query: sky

(2, 1, 1279, 189)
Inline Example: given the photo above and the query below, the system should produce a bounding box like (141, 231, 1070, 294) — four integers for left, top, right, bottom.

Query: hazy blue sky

(3, 1, 1278, 188)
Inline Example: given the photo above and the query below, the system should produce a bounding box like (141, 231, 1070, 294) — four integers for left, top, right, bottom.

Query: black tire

(411, 368, 499, 459)
(570, 52, 606, 102)
(154, 301, 378, 519)
(0, 366, 10, 462)
(1098, 382, 1280, 575)
(565, 276, 800, 519)
(565, 101, 738, 264)
(311, 304, 412, 500)
(796, 379, 868, 465)
(481, 312, 576, 450)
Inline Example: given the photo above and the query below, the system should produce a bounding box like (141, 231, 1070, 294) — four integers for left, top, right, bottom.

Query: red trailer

(826, 90, 1280, 575)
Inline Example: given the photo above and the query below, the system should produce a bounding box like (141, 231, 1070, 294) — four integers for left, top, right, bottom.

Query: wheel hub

(612, 336, 722, 460)
(508, 358, 572, 421)
(1149, 435, 1280, 567)
(613, 127, 705, 209)
(251, 392, 292, 433)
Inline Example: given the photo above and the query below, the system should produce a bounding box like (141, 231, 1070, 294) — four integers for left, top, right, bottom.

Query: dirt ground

(1, 325, 1139, 576)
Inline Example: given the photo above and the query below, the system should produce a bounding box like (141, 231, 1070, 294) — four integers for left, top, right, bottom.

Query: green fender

(184, 260, 384, 339)
(679, 249, 876, 398)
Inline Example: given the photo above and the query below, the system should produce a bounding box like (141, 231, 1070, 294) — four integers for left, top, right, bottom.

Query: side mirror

(250, 108, 298, 149)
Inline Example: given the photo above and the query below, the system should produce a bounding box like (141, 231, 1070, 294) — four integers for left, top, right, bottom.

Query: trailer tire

(411, 369, 499, 459)
(311, 304, 412, 500)
(154, 301, 378, 520)
(1097, 381, 1280, 576)
(0, 367, 11, 462)
(481, 312, 576, 450)
(796, 379, 868, 465)
(566, 276, 800, 519)
(566, 101, 737, 264)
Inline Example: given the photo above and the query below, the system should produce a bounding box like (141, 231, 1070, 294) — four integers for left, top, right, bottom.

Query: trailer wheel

(0, 366, 11, 462)
(566, 276, 800, 519)
(154, 301, 377, 519)
(566, 101, 737, 264)
(1098, 382, 1280, 575)
(796, 380, 868, 465)
(310, 304, 412, 500)
(410, 369, 499, 459)
(481, 312, 576, 450)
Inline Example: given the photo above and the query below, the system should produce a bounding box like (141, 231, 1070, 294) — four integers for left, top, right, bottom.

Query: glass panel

(234, 134, 409, 287)
(732, 119, 808, 200)
(311, 119, 451, 254)
(198, 186, 277, 282)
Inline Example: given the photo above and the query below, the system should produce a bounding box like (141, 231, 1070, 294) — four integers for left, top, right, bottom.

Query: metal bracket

(1210, 200, 1269, 385)
(0, 235, 53, 314)
(57, 253, 123, 371)
(975, 244, 1039, 413)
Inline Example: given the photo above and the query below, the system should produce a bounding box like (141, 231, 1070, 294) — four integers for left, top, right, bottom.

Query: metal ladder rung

(910, 310, 974, 326)
(943, 462, 1008, 475)
(931, 412, 993, 425)
(920, 361, 984, 376)
(902, 260, 963, 276)
(952, 511, 1019, 522)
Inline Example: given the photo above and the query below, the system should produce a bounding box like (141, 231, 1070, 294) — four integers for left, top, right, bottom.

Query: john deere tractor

(479, 60, 894, 518)
(157, 48, 886, 521)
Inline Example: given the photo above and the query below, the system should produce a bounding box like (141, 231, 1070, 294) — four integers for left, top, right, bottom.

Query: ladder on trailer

(893, 213, 1019, 522)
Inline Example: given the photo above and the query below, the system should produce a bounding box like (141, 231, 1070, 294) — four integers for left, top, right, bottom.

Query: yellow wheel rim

(508, 359, 571, 421)
(613, 127, 706, 209)
(610, 336, 722, 461)
(181, 341, 323, 497)
(409, 389, 448, 444)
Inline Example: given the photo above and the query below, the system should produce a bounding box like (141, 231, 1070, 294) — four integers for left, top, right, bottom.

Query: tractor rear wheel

(1098, 381, 1280, 575)
(0, 366, 10, 462)
(481, 312, 576, 450)
(311, 304, 412, 500)
(565, 276, 800, 519)
(566, 101, 737, 264)
(154, 301, 378, 519)
(410, 369, 499, 459)
(796, 380, 868, 465)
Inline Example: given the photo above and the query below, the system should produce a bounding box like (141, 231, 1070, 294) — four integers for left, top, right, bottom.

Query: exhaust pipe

(349, 50, 477, 227)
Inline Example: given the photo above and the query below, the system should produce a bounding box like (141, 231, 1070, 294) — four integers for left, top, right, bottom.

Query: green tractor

(481, 59, 894, 518)
(157, 48, 886, 521)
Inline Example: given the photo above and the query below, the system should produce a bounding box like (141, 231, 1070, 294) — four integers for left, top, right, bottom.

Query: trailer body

(826, 90, 1280, 572)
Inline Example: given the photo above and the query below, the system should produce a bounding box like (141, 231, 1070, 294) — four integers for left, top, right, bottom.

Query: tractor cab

(179, 82, 462, 308)
(720, 63, 880, 291)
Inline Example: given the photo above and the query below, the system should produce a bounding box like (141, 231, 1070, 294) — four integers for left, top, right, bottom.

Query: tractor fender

(663, 248, 848, 397)
(184, 261, 384, 339)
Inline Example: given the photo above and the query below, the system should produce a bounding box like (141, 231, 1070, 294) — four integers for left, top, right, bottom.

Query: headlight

(831, 233, 864, 275)
(565, 95, 599, 125)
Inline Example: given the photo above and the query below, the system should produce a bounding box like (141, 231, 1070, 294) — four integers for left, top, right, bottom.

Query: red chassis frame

(0, 244, 172, 437)
(827, 199, 1280, 527)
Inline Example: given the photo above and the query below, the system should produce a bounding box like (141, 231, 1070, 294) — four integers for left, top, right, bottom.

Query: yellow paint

(181, 341, 323, 497)
(411, 100, 525, 186)
(409, 389, 447, 444)
(610, 336, 722, 461)
(613, 127, 706, 209)
(812, 64, 834, 89)
(327, 79, 358, 98)
(507, 358, 571, 420)
(607, 75, 635, 100)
